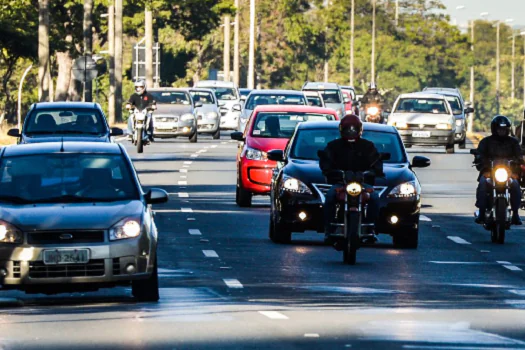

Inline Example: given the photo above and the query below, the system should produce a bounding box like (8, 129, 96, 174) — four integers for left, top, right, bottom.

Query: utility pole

(145, 6, 154, 88)
(115, 0, 123, 122)
(371, 0, 376, 84)
(38, 0, 50, 102)
(233, 0, 240, 86)
(512, 31, 516, 99)
(247, 0, 255, 89)
(223, 16, 231, 82)
(395, 0, 399, 26)
(323, 0, 330, 82)
(83, 0, 93, 102)
(522, 32, 525, 109)
(350, 0, 355, 86)
(496, 21, 500, 114)
(108, 4, 116, 124)
(469, 19, 475, 133)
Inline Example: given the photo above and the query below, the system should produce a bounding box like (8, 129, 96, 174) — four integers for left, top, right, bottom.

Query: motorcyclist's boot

(512, 211, 522, 225)
(475, 208, 485, 224)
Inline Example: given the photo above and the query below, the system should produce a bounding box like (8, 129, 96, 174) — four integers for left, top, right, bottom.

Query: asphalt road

(2, 134, 525, 349)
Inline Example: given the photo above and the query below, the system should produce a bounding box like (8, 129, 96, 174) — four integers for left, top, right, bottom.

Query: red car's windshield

(250, 112, 336, 139)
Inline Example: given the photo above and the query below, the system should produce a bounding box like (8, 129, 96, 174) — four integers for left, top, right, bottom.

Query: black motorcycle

(471, 149, 513, 244)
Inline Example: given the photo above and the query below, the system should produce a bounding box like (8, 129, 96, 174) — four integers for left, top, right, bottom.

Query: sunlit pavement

(1, 136, 525, 349)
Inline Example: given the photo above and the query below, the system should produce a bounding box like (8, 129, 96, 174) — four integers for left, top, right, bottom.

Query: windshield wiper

(0, 195, 31, 204)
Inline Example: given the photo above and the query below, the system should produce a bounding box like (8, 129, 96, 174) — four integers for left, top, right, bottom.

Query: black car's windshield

(245, 94, 307, 110)
(205, 87, 238, 101)
(291, 129, 405, 163)
(305, 89, 342, 104)
(190, 91, 215, 105)
(0, 153, 139, 203)
(150, 91, 191, 105)
(394, 98, 450, 114)
(444, 95, 463, 115)
(25, 108, 107, 135)
(251, 112, 337, 139)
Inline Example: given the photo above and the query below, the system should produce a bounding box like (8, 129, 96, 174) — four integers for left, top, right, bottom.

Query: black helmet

(490, 115, 512, 137)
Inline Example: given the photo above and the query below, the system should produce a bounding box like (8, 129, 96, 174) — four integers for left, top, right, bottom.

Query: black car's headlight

(110, 217, 142, 241)
(281, 175, 312, 195)
(388, 181, 419, 198)
(0, 220, 23, 244)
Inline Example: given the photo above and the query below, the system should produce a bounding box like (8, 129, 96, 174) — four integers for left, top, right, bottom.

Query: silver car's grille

(407, 123, 436, 129)
(312, 183, 388, 203)
(155, 116, 179, 122)
(28, 260, 105, 278)
(27, 230, 105, 244)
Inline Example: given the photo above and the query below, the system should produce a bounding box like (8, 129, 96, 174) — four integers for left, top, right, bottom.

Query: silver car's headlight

(281, 175, 312, 194)
(181, 113, 194, 121)
(388, 181, 419, 198)
(205, 112, 218, 119)
(109, 217, 142, 241)
(0, 220, 23, 244)
(245, 147, 267, 160)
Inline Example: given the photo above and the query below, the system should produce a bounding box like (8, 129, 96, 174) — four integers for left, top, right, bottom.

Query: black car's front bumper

(274, 190, 420, 235)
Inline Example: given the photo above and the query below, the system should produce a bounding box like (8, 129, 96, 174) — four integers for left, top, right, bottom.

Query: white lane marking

(178, 181, 187, 185)
(211, 145, 218, 148)
(178, 192, 189, 198)
(304, 334, 320, 338)
(404, 346, 523, 350)
(497, 261, 511, 265)
(223, 279, 243, 289)
(480, 250, 490, 253)
(447, 236, 471, 245)
(508, 289, 525, 296)
(503, 265, 523, 272)
(180, 175, 187, 179)
(429, 261, 486, 265)
(420, 215, 432, 222)
(221, 141, 227, 144)
(197, 149, 208, 153)
(190, 154, 199, 158)
(180, 169, 188, 173)
(187, 218, 196, 221)
(181, 208, 193, 213)
(259, 311, 289, 320)
(189, 229, 201, 236)
(202, 250, 219, 258)
(183, 165, 190, 168)
(184, 161, 193, 165)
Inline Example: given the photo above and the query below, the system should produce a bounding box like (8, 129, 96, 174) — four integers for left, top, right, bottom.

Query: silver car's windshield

(305, 90, 342, 104)
(245, 94, 306, 110)
(0, 154, 139, 203)
(150, 91, 191, 105)
(206, 87, 238, 101)
(25, 108, 107, 135)
(444, 96, 463, 115)
(190, 91, 215, 105)
(394, 98, 450, 114)
(307, 96, 323, 107)
(291, 129, 405, 163)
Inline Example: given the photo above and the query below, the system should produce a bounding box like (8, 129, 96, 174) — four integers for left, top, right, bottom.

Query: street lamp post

(469, 19, 474, 132)
(223, 16, 231, 82)
(349, 0, 355, 86)
(521, 31, 525, 109)
(247, 0, 255, 89)
(371, 0, 376, 84)
(496, 18, 514, 114)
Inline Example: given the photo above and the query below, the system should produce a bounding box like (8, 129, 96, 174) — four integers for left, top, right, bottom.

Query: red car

(231, 105, 339, 207)
(342, 90, 353, 113)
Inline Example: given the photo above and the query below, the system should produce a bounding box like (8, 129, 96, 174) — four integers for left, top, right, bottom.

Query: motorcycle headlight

(0, 221, 23, 244)
(181, 113, 195, 121)
(205, 112, 218, 119)
(495, 168, 509, 183)
(388, 181, 419, 198)
(346, 182, 362, 197)
(367, 107, 379, 116)
(436, 123, 452, 130)
(109, 218, 142, 241)
(245, 147, 267, 160)
(281, 175, 312, 194)
(135, 113, 146, 121)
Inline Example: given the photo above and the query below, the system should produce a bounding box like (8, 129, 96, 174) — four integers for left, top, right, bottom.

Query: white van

(194, 80, 241, 130)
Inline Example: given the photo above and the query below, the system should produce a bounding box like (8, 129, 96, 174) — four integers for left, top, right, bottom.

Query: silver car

(302, 82, 349, 119)
(190, 88, 221, 139)
(0, 142, 168, 300)
(194, 80, 242, 131)
(238, 90, 307, 132)
(303, 91, 325, 108)
(388, 92, 456, 153)
(149, 88, 200, 143)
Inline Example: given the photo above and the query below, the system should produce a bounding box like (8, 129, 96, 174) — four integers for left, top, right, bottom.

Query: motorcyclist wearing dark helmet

(475, 115, 523, 225)
(319, 114, 383, 241)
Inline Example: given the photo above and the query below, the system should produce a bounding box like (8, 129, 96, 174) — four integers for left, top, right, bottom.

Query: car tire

(269, 214, 292, 244)
(393, 228, 419, 249)
(236, 178, 252, 207)
(445, 143, 455, 154)
(189, 132, 198, 143)
(212, 128, 221, 140)
(132, 257, 159, 302)
(459, 137, 466, 149)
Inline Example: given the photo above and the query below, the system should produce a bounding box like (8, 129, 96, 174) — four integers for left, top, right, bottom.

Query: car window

(251, 112, 336, 139)
(394, 98, 450, 114)
(305, 89, 342, 104)
(307, 96, 323, 107)
(190, 91, 215, 105)
(204, 87, 238, 101)
(150, 91, 191, 105)
(0, 154, 139, 203)
(245, 94, 306, 110)
(291, 129, 405, 163)
(342, 88, 356, 100)
(25, 108, 106, 135)
(444, 96, 463, 115)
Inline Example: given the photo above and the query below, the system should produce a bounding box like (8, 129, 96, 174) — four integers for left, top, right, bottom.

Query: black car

(8, 102, 123, 144)
(268, 121, 431, 247)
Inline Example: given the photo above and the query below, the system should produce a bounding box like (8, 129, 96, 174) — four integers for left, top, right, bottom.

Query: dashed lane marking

(181, 208, 193, 213)
(420, 215, 432, 222)
(178, 193, 189, 198)
(447, 236, 471, 245)
(189, 229, 201, 235)
(202, 250, 219, 258)
(184, 161, 193, 165)
(190, 154, 199, 158)
(180, 175, 187, 179)
(180, 169, 188, 173)
(211, 145, 218, 148)
(178, 181, 187, 185)
(497, 261, 511, 265)
(258, 311, 289, 320)
(503, 265, 523, 272)
(187, 218, 196, 221)
(223, 279, 243, 289)
(197, 149, 208, 153)
(304, 334, 320, 338)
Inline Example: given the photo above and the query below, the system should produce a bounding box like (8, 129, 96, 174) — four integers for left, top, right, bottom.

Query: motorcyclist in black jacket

(320, 114, 383, 240)
(475, 115, 523, 225)
(126, 79, 156, 141)
(360, 83, 384, 119)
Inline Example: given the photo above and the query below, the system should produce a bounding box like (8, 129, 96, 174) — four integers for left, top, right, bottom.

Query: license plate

(43, 249, 89, 265)
(412, 131, 431, 138)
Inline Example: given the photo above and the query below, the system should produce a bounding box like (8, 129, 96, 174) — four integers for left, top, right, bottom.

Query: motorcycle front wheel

(343, 211, 361, 265)
(137, 129, 144, 154)
(493, 198, 507, 244)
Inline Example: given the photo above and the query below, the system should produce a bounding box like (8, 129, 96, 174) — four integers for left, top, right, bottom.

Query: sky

(440, 0, 525, 28)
